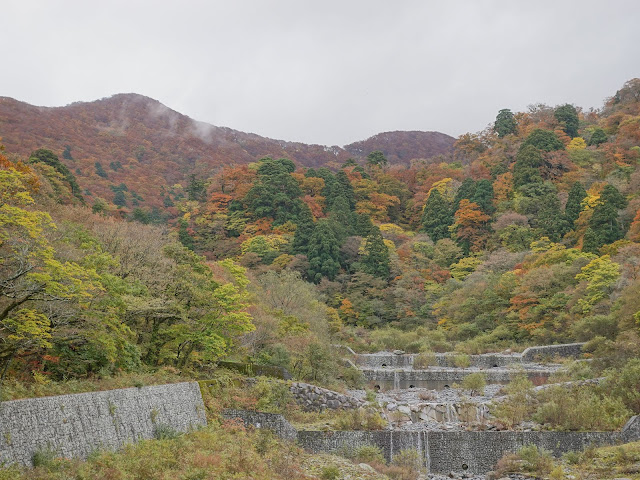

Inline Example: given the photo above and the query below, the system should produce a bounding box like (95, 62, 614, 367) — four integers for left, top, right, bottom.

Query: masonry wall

(222, 409, 298, 441)
(297, 429, 625, 473)
(229, 409, 640, 474)
(521, 343, 585, 362)
(354, 353, 522, 369)
(426, 430, 621, 473)
(354, 343, 587, 369)
(361, 368, 553, 390)
(290, 382, 364, 411)
(0, 382, 207, 466)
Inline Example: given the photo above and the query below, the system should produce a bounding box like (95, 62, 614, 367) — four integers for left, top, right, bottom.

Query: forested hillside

(1, 79, 640, 394)
(0, 94, 455, 221)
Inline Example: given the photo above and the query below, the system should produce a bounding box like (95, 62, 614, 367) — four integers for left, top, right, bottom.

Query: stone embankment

(224, 408, 640, 474)
(0, 382, 206, 466)
(386, 400, 490, 426)
(290, 382, 364, 411)
(362, 367, 555, 392)
(520, 342, 585, 362)
(353, 342, 586, 370)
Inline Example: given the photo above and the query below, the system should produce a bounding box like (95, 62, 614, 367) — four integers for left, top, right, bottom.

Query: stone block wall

(355, 353, 524, 369)
(354, 343, 587, 369)
(355, 353, 414, 368)
(0, 382, 206, 466)
(222, 409, 298, 441)
(298, 429, 628, 473)
(290, 382, 364, 411)
(426, 430, 621, 473)
(521, 343, 585, 362)
(228, 409, 640, 474)
(361, 367, 553, 391)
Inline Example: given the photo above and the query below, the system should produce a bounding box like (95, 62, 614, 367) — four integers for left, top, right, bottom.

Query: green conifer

(422, 189, 453, 242)
(307, 221, 341, 282)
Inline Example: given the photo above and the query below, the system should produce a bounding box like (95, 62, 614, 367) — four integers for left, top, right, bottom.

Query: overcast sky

(3, 1, 639, 146)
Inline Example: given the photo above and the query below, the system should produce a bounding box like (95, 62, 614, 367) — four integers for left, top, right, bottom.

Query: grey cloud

(3, 0, 639, 146)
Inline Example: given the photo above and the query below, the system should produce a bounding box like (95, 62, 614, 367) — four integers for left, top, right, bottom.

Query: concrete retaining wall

(355, 353, 521, 369)
(521, 343, 585, 362)
(361, 368, 553, 391)
(227, 409, 640, 474)
(222, 409, 298, 441)
(354, 343, 587, 369)
(0, 382, 206, 466)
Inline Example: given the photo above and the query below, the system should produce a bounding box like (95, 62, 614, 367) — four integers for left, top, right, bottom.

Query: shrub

(32, 446, 59, 469)
(453, 354, 471, 369)
(413, 351, 436, 369)
(392, 449, 422, 469)
(461, 372, 486, 395)
(491, 374, 534, 428)
(320, 465, 341, 480)
(606, 358, 640, 413)
(341, 366, 366, 389)
(549, 360, 593, 383)
(533, 385, 631, 430)
(333, 408, 386, 430)
(254, 429, 277, 456)
(365, 389, 377, 402)
(390, 449, 423, 479)
(253, 377, 292, 414)
(354, 445, 385, 464)
(549, 465, 565, 479)
(154, 424, 180, 440)
(517, 444, 554, 476)
(493, 452, 520, 474)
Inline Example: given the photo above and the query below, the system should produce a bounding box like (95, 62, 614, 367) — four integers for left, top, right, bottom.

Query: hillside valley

(1, 78, 640, 479)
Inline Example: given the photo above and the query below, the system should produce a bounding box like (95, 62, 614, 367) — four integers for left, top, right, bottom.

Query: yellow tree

(0, 155, 98, 381)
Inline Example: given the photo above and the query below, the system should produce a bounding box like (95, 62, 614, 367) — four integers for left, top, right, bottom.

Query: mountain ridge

(0, 93, 455, 211)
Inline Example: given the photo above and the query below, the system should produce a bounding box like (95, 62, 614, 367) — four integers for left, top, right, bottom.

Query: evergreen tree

(422, 189, 453, 242)
(355, 213, 374, 236)
(314, 167, 339, 209)
(353, 165, 370, 179)
(304, 167, 318, 178)
(522, 129, 565, 152)
(94, 161, 108, 179)
(186, 174, 208, 202)
(178, 219, 194, 250)
(307, 221, 341, 283)
(534, 191, 569, 241)
(582, 227, 601, 254)
(62, 145, 73, 160)
(565, 182, 587, 227)
(471, 179, 495, 215)
(588, 128, 608, 146)
(454, 178, 476, 211)
(554, 104, 579, 138)
(513, 145, 544, 188)
(113, 190, 127, 207)
(366, 150, 388, 168)
(244, 158, 303, 225)
(494, 109, 517, 137)
(342, 158, 358, 168)
(292, 203, 315, 254)
(328, 196, 355, 242)
(361, 226, 391, 279)
(583, 184, 627, 253)
(29, 148, 83, 201)
(335, 170, 356, 210)
(256, 157, 295, 175)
